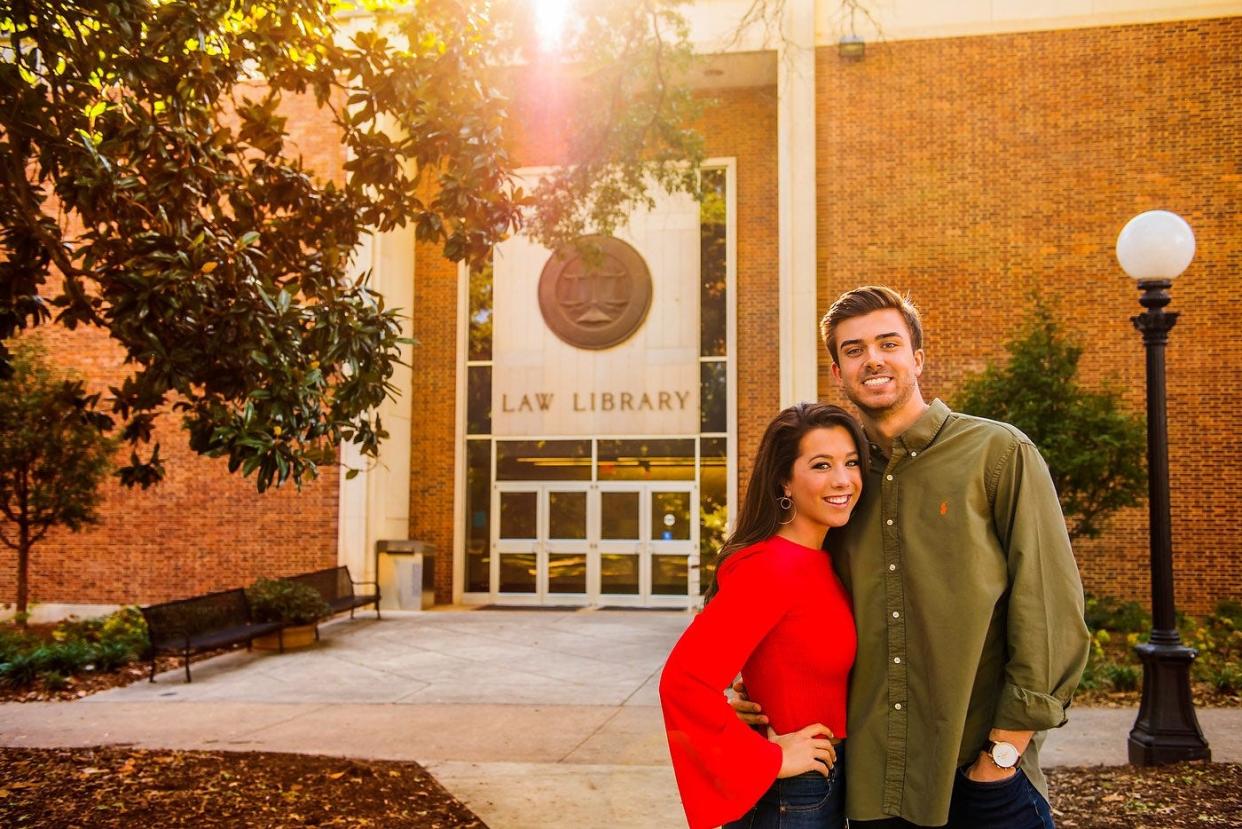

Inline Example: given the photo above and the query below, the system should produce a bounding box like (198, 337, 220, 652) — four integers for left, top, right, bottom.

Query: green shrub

(38, 670, 69, 691)
(1204, 663, 1242, 695)
(99, 606, 149, 654)
(1084, 594, 1150, 634)
(1102, 662, 1141, 692)
(0, 606, 148, 689)
(0, 650, 40, 687)
(245, 578, 330, 625)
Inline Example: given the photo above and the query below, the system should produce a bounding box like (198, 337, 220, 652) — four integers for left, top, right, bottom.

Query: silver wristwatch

(984, 739, 1020, 769)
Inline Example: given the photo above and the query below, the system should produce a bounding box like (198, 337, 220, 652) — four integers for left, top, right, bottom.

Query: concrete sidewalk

(1, 610, 1238, 828)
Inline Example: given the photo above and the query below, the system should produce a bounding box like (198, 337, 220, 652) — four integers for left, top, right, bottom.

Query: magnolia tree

(0, 341, 116, 624)
(954, 301, 1147, 540)
(0, 0, 710, 491)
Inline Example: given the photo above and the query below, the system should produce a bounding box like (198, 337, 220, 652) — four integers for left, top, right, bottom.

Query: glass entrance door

(491, 482, 698, 607)
(493, 483, 591, 606)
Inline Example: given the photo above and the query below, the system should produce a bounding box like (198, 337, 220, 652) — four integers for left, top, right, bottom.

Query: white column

(337, 225, 415, 583)
(777, 0, 820, 406)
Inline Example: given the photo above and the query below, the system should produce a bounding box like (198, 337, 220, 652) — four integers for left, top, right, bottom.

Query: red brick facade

(5, 17, 1237, 614)
(815, 17, 1241, 612)
(0, 324, 339, 609)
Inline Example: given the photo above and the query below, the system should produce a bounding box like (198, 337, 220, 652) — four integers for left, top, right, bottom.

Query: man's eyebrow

(839, 332, 904, 349)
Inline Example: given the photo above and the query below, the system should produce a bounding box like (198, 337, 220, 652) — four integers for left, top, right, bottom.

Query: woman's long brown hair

(703, 402, 867, 603)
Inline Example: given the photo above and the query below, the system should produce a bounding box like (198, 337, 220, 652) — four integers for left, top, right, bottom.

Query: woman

(659, 402, 867, 829)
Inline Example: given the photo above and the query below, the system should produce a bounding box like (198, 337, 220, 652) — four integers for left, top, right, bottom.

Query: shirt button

(886, 519, 894, 526)
(892, 611, 900, 618)
(886, 474, 893, 481)
(910, 451, 917, 457)
(889, 564, 897, 571)
(894, 657, 901, 663)
(894, 703, 902, 710)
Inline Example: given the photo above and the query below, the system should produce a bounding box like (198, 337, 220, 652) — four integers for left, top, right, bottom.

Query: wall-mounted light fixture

(838, 33, 865, 61)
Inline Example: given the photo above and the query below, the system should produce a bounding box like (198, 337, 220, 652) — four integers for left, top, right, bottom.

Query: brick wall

(408, 234, 460, 603)
(815, 17, 1241, 612)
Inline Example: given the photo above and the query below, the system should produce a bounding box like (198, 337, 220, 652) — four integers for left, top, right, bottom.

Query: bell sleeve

(659, 548, 791, 829)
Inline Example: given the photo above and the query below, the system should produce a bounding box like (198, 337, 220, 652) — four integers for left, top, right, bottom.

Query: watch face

(991, 741, 1020, 768)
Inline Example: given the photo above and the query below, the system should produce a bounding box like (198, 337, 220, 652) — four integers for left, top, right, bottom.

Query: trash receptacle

(376, 540, 436, 610)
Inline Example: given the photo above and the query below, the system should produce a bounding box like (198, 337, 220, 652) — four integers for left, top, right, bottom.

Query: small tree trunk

(16, 519, 30, 627)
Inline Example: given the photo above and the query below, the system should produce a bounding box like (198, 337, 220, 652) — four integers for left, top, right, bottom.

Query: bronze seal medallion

(538, 235, 653, 350)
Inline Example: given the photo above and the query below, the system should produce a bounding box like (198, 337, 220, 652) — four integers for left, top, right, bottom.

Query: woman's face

(783, 425, 863, 533)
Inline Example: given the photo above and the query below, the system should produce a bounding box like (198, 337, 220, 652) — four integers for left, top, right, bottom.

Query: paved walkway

(1, 609, 1238, 828)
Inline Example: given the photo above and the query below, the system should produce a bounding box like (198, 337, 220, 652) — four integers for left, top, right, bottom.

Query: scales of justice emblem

(538, 235, 654, 350)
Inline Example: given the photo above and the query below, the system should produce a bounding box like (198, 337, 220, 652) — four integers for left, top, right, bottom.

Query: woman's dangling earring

(777, 493, 796, 525)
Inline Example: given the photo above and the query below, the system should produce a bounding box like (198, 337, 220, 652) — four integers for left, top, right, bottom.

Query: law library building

(5, 1, 1239, 621)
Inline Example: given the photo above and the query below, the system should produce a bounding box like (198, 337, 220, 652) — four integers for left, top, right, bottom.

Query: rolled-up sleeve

(990, 439, 1091, 731)
(659, 551, 786, 829)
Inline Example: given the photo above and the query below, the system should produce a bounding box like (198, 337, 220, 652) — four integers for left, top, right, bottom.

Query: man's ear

(830, 360, 843, 386)
(912, 348, 925, 378)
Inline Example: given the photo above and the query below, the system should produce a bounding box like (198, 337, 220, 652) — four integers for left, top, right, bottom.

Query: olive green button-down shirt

(829, 399, 1090, 826)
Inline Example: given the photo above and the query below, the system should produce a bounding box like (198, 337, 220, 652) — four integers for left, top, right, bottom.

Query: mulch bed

(0, 649, 236, 703)
(1074, 685, 1240, 708)
(0, 747, 486, 828)
(0, 747, 1237, 829)
(1048, 762, 1242, 828)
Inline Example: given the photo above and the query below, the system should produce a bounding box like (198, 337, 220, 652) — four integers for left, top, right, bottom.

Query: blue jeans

(724, 745, 846, 829)
(945, 766, 1055, 829)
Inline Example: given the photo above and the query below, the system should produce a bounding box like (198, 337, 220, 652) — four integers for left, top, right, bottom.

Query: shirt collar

(896, 398, 951, 454)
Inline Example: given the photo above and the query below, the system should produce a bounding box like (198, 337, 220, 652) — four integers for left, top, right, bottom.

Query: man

(733, 286, 1090, 828)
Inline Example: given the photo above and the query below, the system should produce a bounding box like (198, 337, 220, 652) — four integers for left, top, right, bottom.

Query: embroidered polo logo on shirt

(939, 501, 949, 516)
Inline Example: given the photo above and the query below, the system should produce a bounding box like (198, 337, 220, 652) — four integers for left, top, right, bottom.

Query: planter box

(252, 623, 317, 652)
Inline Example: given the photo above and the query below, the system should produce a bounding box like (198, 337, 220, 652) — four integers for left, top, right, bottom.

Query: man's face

(830, 308, 925, 416)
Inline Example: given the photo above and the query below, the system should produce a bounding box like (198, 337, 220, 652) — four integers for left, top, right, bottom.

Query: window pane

(497, 440, 592, 481)
(652, 491, 691, 541)
(601, 554, 640, 595)
(499, 491, 537, 539)
(549, 491, 587, 539)
(652, 555, 689, 596)
(700, 168, 727, 358)
(601, 492, 640, 540)
(548, 554, 587, 593)
(468, 263, 493, 361)
(598, 439, 695, 481)
(700, 361, 726, 434)
(499, 554, 536, 593)
(465, 440, 491, 592)
(700, 437, 728, 596)
(468, 365, 492, 435)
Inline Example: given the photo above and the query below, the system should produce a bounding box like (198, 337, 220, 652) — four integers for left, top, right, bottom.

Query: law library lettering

(4, 3, 1239, 620)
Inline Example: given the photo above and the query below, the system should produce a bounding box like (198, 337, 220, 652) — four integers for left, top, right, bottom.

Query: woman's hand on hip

(768, 723, 836, 778)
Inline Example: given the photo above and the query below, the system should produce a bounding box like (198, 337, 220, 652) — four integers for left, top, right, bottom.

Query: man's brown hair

(820, 285, 924, 364)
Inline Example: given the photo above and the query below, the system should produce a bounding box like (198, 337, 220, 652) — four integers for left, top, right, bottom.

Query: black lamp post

(1115, 209, 1211, 766)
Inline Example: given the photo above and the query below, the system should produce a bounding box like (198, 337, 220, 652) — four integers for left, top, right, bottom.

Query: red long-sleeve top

(659, 535, 856, 829)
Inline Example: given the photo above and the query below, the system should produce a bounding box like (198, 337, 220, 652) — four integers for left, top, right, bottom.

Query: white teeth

(863, 377, 892, 386)
(824, 495, 850, 505)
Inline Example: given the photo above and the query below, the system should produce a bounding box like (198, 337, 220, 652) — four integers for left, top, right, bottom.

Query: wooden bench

(140, 588, 283, 683)
(287, 565, 381, 622)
